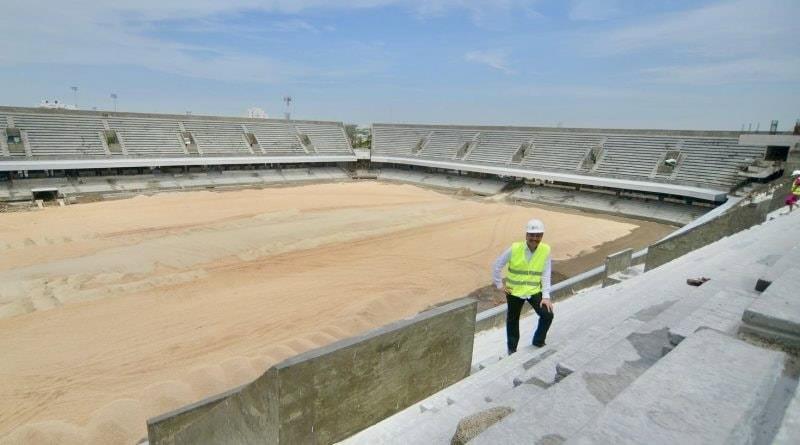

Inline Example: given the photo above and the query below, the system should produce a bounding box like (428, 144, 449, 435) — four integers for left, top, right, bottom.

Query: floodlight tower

(283, 95, 293, 121)
(110, 93, 118, 112)
(70, 86, 79, 109)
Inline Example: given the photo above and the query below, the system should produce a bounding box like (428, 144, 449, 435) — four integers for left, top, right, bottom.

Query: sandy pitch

(1, 182, 642, 444)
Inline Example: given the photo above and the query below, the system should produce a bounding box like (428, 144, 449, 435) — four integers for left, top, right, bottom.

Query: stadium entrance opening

(31, 187, 59, 201)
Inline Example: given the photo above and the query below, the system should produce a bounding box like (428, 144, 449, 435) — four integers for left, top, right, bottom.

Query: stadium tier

(372, 123, 770, 202)
(0, 106, 782, 203)
(0, 106, 356, 169)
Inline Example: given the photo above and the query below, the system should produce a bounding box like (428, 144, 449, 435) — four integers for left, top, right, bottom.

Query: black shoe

(532, 341, 546, 347)
(508, 349, 516, 355)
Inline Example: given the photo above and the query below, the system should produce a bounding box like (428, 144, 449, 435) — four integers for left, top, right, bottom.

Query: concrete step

(774, 384, 800, 445)
(669, 288, 755, 346)
(741, 267, 800, 348)
(755, 242, 800, 291)
(470, 281, 720, 444)
(568, 329, 786, 445)
(340, 344, 555, 444)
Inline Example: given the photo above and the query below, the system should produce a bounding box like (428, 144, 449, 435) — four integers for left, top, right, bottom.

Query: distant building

(246, 107, 269, 119)
(39, 99, 76, 110)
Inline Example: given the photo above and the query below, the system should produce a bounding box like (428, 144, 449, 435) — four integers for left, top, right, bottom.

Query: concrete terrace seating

(0, 107, 355, 170)
(181, 120, 252, 156)
(417, 129, 480, 161)
(107, 117, 186, 157)
(343, 211, 800, 445)
(371, 125, 429, 157)
(246, 120, 306, 156)
(674, 138, 766, 189)
(9, 113, 107, 157)
(293, 122, 353, 155)
(465, 130, 528, 166)
(522, 132, 603, 172)
(593, 135, 682, 179)
(372, 124, 768, 198)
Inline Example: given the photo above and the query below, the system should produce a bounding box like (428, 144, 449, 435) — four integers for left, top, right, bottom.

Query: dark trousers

(506, 293, 553, 353)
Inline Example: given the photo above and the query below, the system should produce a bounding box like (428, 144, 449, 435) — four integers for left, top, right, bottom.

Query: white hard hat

(792, 170, 800, 177)
(526, 218, 545, 234)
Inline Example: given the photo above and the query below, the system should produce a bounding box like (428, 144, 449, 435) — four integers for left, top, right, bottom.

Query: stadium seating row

(0, 107, 353, 159)
(371, 124, 767, 193)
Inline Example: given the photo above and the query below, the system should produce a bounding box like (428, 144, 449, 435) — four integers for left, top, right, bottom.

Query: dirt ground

(0, 182, 674, 444)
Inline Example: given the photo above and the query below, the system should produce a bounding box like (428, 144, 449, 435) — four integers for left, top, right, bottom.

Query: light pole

(70, 86, 78, 109)
(110, 93, 118, 112)
(283, 95, 293, 120)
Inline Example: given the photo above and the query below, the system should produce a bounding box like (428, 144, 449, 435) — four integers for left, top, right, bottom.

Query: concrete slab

(569, 329, 785, 445)
(668, 288, 755, 346)
(741, 268, 800, 348)
(774, 386, 800, 445)
(755, 244, 800, 292)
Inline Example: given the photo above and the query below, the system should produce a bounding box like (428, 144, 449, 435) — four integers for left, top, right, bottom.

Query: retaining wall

(644, 198, 771, 271)
(147, 298, 477, 445)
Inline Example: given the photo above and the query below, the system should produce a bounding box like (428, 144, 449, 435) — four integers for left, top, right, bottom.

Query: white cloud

(0, 1, 539, 83)
(584, 0, 797, 58)
(569, 0, 621, 21)
(640, 58, 800, 85)
(465, 49, 515, 73)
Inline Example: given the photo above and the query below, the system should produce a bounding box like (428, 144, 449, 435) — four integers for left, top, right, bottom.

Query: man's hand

(540, 299, 554, 313)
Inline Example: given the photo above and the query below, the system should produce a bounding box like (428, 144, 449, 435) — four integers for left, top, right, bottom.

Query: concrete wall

(602, 248, 633, 287)
(0, 168, 351, 202)
(147, 298, 477, 445)
(644, 199, 771, 271)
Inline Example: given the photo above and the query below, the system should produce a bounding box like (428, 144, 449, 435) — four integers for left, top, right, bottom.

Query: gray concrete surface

(755, 244, 800, 292)
(774, 385, 800, 445)
(569, 329, 785, 445)
(511, 185, 707, 225)
(343, 202, 800, 444)
(645, 197, 770, 271)
(377, 168, 506, 196)
(668, 288, 755, 346)
(147, 298, 477, 445)
(741, 268, 800, 348)
(0, 167, 351, 201)
(602, 248, 633, 287)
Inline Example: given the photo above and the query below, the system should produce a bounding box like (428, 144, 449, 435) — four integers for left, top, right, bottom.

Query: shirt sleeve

(492, 248, 511, 289)
(541, 256, 552, 300)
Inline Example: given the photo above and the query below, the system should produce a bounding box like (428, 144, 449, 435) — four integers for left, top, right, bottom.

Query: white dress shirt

(492, 244, 552, 300)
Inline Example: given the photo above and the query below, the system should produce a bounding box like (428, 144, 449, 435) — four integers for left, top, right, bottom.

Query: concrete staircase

(340, 211, 800, 445)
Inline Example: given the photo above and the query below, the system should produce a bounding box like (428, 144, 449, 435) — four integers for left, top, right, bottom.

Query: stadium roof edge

(371, 122, 786, 139)
(0, 105, 347, 127)
(371, 155, 728, 202)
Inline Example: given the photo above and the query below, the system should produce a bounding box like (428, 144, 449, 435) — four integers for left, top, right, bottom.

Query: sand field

(0, 181, 674, 444)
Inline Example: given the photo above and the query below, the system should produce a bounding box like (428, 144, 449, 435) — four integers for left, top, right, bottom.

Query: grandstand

(1, 104, 800, 445)
(0, 106, 356, 172)
(372, 123, 774, 202)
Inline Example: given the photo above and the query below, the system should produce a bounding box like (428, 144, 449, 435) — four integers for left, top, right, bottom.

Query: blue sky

(0, 0, 797, 130)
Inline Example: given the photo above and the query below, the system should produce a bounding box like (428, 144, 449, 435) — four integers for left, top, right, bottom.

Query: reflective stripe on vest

(506, 241, 550, 298)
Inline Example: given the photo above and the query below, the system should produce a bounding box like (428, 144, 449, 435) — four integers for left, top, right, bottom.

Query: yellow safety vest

(506, 241, 550, 298)
(792, 180, 800, 196)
